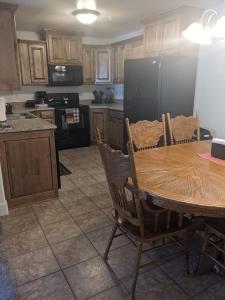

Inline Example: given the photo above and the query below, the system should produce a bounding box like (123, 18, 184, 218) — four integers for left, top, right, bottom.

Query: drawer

(40, 110, 54, 119)
(108, 109, 124, 120)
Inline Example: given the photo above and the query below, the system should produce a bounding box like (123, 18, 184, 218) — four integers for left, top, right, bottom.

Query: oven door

(48, 65, 83, 86)
(55, 106, 90, 150)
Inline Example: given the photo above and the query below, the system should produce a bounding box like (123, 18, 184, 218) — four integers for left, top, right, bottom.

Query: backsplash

(0, 84, 124, 103)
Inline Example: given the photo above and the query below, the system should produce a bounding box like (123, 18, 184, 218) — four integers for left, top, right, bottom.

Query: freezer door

(124, 58, 160, 123)
(159, 56, 197, 117)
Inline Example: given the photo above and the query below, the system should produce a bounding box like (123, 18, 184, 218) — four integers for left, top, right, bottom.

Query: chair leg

(196, 231, 210, 274)
(184, 236, 191, 275)
(131, 243, 143, 300)
(103, 223, 118, 261)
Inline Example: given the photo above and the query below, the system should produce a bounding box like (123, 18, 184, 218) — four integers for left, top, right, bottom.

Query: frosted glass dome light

(73, 9, 100, 24)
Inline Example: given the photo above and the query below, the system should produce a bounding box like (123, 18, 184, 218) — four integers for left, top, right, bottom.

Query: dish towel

(65, 108, 80, 124)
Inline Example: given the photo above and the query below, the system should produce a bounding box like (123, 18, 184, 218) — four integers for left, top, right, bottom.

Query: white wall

(194, 40, 225, 138)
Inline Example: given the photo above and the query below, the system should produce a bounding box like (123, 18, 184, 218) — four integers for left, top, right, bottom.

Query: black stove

(47, 93, 90, 150)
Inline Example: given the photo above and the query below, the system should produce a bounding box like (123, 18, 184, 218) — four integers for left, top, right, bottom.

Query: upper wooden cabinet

(144, 21, 161, 57)
(95, 47, 112, 84)
(44, 31, 82, 65)
(18, 40, 48, 85)
(0, 3, 20, 91)
(144, 6, 202, 57)
(113, 36, 144, 83)
(113, 44, 125, 83)
(82, 46, 95, 85)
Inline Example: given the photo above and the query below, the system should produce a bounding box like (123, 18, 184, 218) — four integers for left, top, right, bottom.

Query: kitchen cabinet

(144, 21, 161, 57)
(90, 108, 107, 142)
(31, 109, 55, 124)
(107, 109, 124, 149)
(113, 44, 125, 83)
(18, 40, 48, 85)
(82, 46, 95, 84)
(125, 37, 144, 59)
(0, 130, 58, 208)
(90, 107, 124, 149)
(113, 36, 144, 83)
(143, 7, 201, 57)
(44, 30, 82, 64)
(95, 48, 112, 84)
(0, 3, 20, 91)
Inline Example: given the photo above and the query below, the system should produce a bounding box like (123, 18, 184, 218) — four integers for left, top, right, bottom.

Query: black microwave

(48, 65, 83, 86)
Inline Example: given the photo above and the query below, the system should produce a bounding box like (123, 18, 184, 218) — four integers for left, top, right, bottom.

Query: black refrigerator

(124, 56, 197, 122)
(123, 56, 198, 150)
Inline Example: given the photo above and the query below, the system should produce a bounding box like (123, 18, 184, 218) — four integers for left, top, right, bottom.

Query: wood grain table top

(135, 141, 225, 217)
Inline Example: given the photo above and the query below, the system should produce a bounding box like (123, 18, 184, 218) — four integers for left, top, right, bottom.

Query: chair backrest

(125, 115, 167, 151)
(97, 139, 142, 231)
(167, 113, 200, 145)
(97, 131, 185, 238)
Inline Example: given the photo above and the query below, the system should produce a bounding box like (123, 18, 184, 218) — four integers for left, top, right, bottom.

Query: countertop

(89, 103, 123, 111)
(0, 104, 56, 134)
(0, 118, 56, 134)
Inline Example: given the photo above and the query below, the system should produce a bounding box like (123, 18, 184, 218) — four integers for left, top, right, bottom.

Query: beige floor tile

(8, 247, 59, 286)
(52, 235, 98, 268)
(15, 271, 75, 300)
(42, 217, 82, 245)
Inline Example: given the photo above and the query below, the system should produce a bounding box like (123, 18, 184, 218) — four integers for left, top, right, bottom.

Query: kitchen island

(0, 114, 58, 208)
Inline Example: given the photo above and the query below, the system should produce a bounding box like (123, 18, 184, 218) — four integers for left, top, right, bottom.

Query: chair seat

(206, 218, 225, 238)
(111, 203, 193, 242)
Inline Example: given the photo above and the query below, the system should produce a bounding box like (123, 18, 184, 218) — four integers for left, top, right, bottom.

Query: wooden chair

(167, 113, 200, 145)
(97, 136, 196, 299)
(125, 115, 167, 152)
(197, 218, 225, 275)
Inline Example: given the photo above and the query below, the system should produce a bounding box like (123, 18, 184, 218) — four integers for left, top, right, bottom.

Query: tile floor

(0, 145, 224, 300)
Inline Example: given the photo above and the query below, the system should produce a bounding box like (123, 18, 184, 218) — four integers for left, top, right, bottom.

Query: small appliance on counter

(25, 100, 36, 108)
(92, 90, 104, 104)
(105, 87, 114, 103)
(211, 138, 225, 160)
(35, 91, 48, 104)
(5, 103, 13, 114)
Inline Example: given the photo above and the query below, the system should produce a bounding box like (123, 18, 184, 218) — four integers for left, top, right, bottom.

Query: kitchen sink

(6, 113, 37, 120)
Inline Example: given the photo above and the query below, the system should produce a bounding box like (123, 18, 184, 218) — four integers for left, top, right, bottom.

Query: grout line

(31, 205, 78, 300)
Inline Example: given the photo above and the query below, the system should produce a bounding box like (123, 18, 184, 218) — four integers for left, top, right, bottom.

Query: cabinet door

(90, 109, 106, 142)
(160, 13, 180, 54)
(144, 21, 161, 57)
(5, 137, 53, 198)
(95, 48, 112, 84)
(113, 45, 125, 83)
(0, 4, 20, 91)
(47, 33, 67, 64)
(18, 41, 31, 85)
(28, 43, 48, 84)
(82, 46, 95, 84)
(126, 39, 144, 60)
(107, 110, 124, 149)
(64, 36, 82, 64)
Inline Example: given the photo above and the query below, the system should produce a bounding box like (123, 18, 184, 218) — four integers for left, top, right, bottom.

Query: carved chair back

(125, 115, 167, 152)
(97, 128, 185, 238)
(167, 113, 200, 145)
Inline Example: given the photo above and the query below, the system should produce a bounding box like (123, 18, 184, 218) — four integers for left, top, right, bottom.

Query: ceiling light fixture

(182, 9, 225, 45)
(72, 9, 100, 24)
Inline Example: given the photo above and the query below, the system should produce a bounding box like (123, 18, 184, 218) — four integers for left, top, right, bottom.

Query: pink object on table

(198, 152, 225, 166)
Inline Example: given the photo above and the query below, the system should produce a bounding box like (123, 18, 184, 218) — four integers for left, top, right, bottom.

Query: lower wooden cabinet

(0, 130, 58, 208)
(89, 107, 124, 149)
(90, 108, 107, 142)
(107, 109, 124, 149)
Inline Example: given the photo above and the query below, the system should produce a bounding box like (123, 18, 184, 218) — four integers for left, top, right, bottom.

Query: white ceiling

(3, 0, 224, 38)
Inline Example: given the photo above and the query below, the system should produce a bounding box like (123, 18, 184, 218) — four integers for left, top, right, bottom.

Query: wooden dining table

(134, 141, 225, 218)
